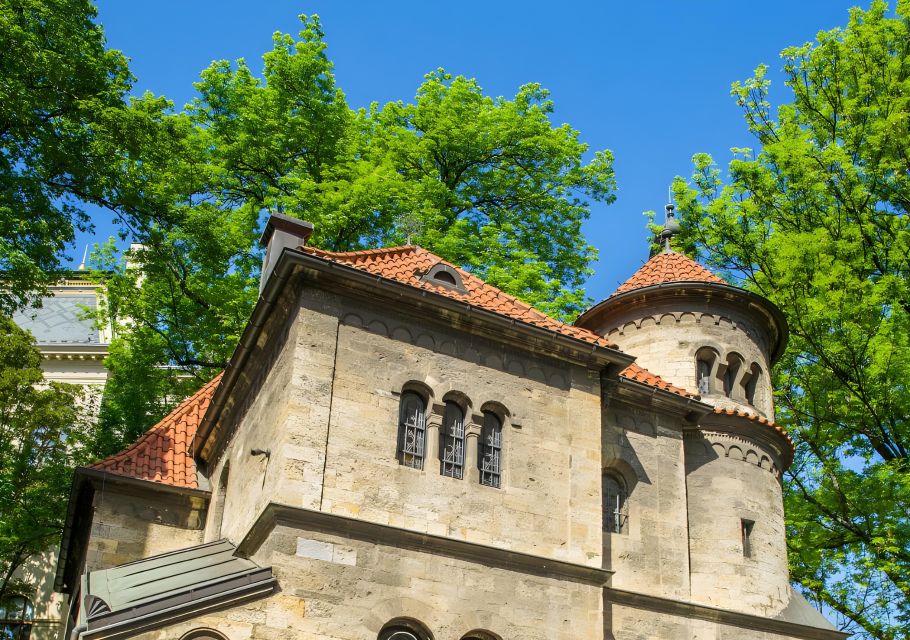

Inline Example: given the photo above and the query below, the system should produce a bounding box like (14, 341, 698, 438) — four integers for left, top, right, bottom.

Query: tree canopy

(89, 15, 615, 451)
(672, 2, 910, 637)
(0, 317, 87, 602)
(0, 0, 138, 313)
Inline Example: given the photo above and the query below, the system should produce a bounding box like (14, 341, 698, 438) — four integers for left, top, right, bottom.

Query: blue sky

(80, 0, 864, 304)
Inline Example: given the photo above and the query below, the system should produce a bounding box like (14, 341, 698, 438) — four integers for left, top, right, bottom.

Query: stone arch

(379, 618, 435, 640)
(179, 629, 229, 640)
(746, 450, 759, 465)
(364, 599, 436, 636)
(415, 333, 436, 349)
(341, 312, 364, 328)
(391, 326, 414, 343)
(367, 319, 391, 336)
(658, 312, 678, 325)
(461, 631, 502, 640)
(695, 346, 721, 395)
(727, 445, 744, 460)
(442, 389, 473, 414)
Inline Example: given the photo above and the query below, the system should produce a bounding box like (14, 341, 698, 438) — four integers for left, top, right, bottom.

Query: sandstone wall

(126, 522, 604, 640)
(84, 487, 206, 572)
(319, 303, 603, 566)
(601, 403, 691, 600)
(684, 430, 789, 616)
(602, 300, 775, 419)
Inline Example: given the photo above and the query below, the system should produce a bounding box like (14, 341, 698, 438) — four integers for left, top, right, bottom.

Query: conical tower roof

(611, 250, 726, 297)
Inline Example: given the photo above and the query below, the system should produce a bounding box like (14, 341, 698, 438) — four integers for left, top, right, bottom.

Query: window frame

(397, 391, 428, 470)
(440, 400, 466, 479)
(478, 410, 503, 488)
(602, 472, 628, 535)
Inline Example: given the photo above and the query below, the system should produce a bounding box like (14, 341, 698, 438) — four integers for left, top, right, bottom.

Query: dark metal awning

(75, 539, 276, 640)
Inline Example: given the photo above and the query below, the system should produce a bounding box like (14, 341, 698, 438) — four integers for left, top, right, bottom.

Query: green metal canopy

(74, 539, 276, 640)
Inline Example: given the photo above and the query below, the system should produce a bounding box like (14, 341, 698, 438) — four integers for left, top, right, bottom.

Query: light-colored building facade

(4, 274, 110, 640)
(51, 213, 846, 640)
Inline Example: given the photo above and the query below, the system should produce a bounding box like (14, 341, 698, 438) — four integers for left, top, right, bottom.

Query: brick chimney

(259, 213, 314, 293)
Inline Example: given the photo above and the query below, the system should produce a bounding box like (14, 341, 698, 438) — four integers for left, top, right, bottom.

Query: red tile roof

(620, 363, 698, 398)
(713, 407, 795, 454)
(90, 373, 222, 489)
(613, 251, 726, 296)
(302, 245, 619, 349)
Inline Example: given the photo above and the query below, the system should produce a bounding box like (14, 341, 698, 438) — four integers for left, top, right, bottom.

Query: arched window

(179, 629, 230, 640)
(722, 353, 743, 398)
(602, 473, 628, 534)
(479, 411, 503, 488)
(398, 391, 427, 469)
(461, 632, 502, 640)
(695, 347, 718, 395)
(440, 401, 465, 479)
(743, 363, 762, 406)
(379, 618, 432, 640)
(0, 596, 34, 640)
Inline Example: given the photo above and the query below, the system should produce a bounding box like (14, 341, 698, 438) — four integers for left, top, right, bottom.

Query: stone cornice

(605, 588, 848, 640)
(238, 502, 612, 587)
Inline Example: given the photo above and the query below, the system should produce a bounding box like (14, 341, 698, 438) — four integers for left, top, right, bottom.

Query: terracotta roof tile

(713, 407, 795, 455)
(613, 251, 726, 296)
(302, 245, 618, 349)
(90, 373, 222, 489)
(620, 363, 698, 399)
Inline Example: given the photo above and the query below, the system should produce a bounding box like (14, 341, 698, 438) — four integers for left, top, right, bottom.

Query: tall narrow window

(479, 411, 503, 488)
(723, 353, 743, 397)
(603, 473, 628, 534)
(743, 363, 762, 406)
(397, 392, 426, 469)
(695, 347, 718, 395)
(742, 519, 755, 557)
(440, 401, 465, 478)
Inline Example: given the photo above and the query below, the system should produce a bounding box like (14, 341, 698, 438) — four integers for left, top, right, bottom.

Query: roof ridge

(301, 245, 423, 259)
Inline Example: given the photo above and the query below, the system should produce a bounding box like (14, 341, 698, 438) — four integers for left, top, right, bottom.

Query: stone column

(425, 406, 443, 472)
(465, 417, 482, 484)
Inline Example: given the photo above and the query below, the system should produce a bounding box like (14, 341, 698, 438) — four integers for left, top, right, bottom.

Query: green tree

(0, 317, 87, 602)
(672, 3, 910, 637)
(92, 15, 615, 452)
(0, 0, 136, 312)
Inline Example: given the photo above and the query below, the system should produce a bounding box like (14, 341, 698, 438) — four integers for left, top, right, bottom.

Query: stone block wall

(602, 301, 775, 419)
(684, 431, 789, 616)
(602, 403, 691, 600)
(126, 522, 605, 640)
(318, 304, 603, 566)
(84, 487, 206, 573)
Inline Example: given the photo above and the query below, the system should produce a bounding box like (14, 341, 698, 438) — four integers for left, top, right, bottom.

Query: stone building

(3, 272, 111, 640)
(51, 213, 847, 640)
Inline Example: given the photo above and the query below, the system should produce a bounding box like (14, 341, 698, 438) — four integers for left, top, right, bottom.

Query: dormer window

(420, 263, 467, 293)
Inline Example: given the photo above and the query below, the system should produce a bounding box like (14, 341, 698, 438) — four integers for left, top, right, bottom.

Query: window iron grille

(479, 411, 502, 488)
(440, 401, 465, 478)
(397, 392, 426, 469)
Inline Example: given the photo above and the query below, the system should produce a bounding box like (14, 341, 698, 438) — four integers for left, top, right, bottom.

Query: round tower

(579, 204, 796, 617)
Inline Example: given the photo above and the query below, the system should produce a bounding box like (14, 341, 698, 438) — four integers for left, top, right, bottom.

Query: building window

(0, 596, 34, 640)
(479, 411, 503, 488)
(603, 473, 628, 534)
(440, 401, 465, 479)
(742, 519, 755, 557)
(722, 353, 743, 397)
(397, 391, 427, 469)
(379, 619, 432, 640)
(743, 363, 762, 406)
(695, 347, 718, 395)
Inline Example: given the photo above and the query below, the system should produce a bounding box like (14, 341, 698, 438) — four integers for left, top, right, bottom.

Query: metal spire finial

(658, 186, 680, 253)
(78, 245, 89, 271)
